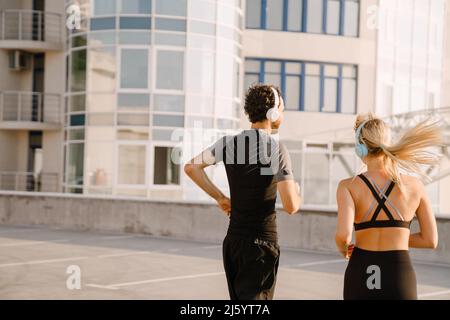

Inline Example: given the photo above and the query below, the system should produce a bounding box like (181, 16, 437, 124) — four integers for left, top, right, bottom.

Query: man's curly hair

(244, 84, 281, 123)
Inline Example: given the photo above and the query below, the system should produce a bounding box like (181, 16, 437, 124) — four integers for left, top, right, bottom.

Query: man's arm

(275, 143, 301, 214)
(184, 148, 231, 216)
(277, 180, 301, 214)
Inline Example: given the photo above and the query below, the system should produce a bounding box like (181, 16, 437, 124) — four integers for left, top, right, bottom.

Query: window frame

(244, 58, 358, 114)
(150, 142, 183, 189)
(118, 46, 151, 92)
(245, 0, 360, 37)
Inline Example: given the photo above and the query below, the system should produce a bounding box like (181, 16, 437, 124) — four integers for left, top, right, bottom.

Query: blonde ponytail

(382, 120, 444, 183)
(355, 113, 444, 183)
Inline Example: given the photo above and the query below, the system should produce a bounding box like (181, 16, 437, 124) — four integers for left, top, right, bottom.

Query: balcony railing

(0, 172, 59, 192)
(0, 9, 62, 43)
(0, 91, 62, 125)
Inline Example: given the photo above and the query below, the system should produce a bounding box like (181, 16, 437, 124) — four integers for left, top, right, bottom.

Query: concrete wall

(0, 192, 449, 265)
(0, 50, 33, 92)
(0, 131, 28, 172)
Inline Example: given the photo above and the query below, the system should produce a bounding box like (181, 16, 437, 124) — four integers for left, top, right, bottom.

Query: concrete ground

(0, 224, 449, 300)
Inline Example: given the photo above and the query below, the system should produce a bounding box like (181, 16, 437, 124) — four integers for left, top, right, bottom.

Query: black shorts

(344, 247, 417, 300)
(222, 234, 280, 300)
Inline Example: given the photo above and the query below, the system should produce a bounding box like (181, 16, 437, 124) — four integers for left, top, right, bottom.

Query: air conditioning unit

(8, 50, 31, 71)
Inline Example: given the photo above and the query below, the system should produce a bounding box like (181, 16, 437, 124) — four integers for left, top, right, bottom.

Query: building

(63, 0, 242, 199)
(0, 0, 449, 213)
(0, 0, 65, 192)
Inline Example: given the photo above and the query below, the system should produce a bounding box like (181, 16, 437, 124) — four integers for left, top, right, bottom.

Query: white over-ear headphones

(266, 87, 281, 122)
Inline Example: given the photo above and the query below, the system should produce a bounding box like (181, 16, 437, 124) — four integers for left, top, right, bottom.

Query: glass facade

(64, 0, 243, 197)
(246, 0, 359, 37)
(245, 58, 357, 114)
(376, 0, 445, 115)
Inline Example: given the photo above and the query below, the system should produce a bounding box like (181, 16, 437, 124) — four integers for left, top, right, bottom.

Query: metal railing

(0, 172, 59, 192)
(0, 91, 62, 124)
(0, 9, 62, 43)
(286, 107, 450, 213)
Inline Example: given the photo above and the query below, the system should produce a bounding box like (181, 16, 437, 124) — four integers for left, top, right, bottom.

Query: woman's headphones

(355, 120, 369, 159)
(266, 87, 281, 122)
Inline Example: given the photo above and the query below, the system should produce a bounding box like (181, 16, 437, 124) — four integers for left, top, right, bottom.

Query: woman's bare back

(345, 173, 422, 251)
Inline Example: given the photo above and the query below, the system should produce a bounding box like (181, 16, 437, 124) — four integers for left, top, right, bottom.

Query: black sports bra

(354, 174, 412, 231)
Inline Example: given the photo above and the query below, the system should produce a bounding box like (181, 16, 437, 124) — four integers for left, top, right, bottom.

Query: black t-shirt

(208, 129, 294, 241)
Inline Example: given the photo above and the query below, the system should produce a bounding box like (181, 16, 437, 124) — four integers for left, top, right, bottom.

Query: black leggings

(222, 234, 280, 300)
(344, 247, 417, 300)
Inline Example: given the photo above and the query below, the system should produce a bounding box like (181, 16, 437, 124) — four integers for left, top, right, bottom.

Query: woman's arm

(409, 181, 438, 249)
(335, 180, 355, 259)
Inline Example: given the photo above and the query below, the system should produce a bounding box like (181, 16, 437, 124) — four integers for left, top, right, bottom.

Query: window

(245, 59, 357, 114)
(70, 94, 85, 112)
(244, 60, 260, 90)
(153, 129, 176, 141)
(285, 62, 302, 110)
(68, 129, 85, 140)
(285, 76, 300, 110)
(306, 0, 323, 33)
(153, 147, 180, 185)
(89, 31, 116, 46)
(264, 61, 282, 88)
(70, 50, 86, 92)
(326, 0, 340, 35)
(118, 145, 146, 185)
(266, 0, 283, 30)
(344, 0, 359, 36)
(70, 114, 85, 126)
(67, 143, 84, 186)
(341, 65, 357, 114)
(154, 95, 185, 112)
(156, 51, 184, 90)
(156, 0, 187, 17)
(287, 0, 303, 31)
(152, 115, 184, 127)
(322, 65, 339, 112)
(93, 0, 116, 16)
(304, 73, 320, 112)
(90, 17, 116, 30)
(155, 18, 186, 32)
(244, 74, 259, 91)
(246, 0, 359, 37)
(118, 93, 150, 109)
(119, 17, 151, 29)
(71, 35, 87, 48)
(119, 31, 151, 44)
(120, 49, 149, 89)
(120, 0, 151, 14)
(246, 0, 261, 28)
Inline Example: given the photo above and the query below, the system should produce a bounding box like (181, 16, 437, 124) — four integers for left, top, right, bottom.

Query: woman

(335, 113, 442, 300)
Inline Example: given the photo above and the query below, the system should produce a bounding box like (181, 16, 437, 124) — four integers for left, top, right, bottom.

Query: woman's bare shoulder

(338, 177, 357, 189)
(400, 174, 424, 191)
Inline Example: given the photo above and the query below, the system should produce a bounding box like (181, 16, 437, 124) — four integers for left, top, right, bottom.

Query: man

(184, 84, 301, 300)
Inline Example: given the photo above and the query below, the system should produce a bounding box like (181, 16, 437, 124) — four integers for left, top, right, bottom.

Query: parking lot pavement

(1, 225, 449, 300)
